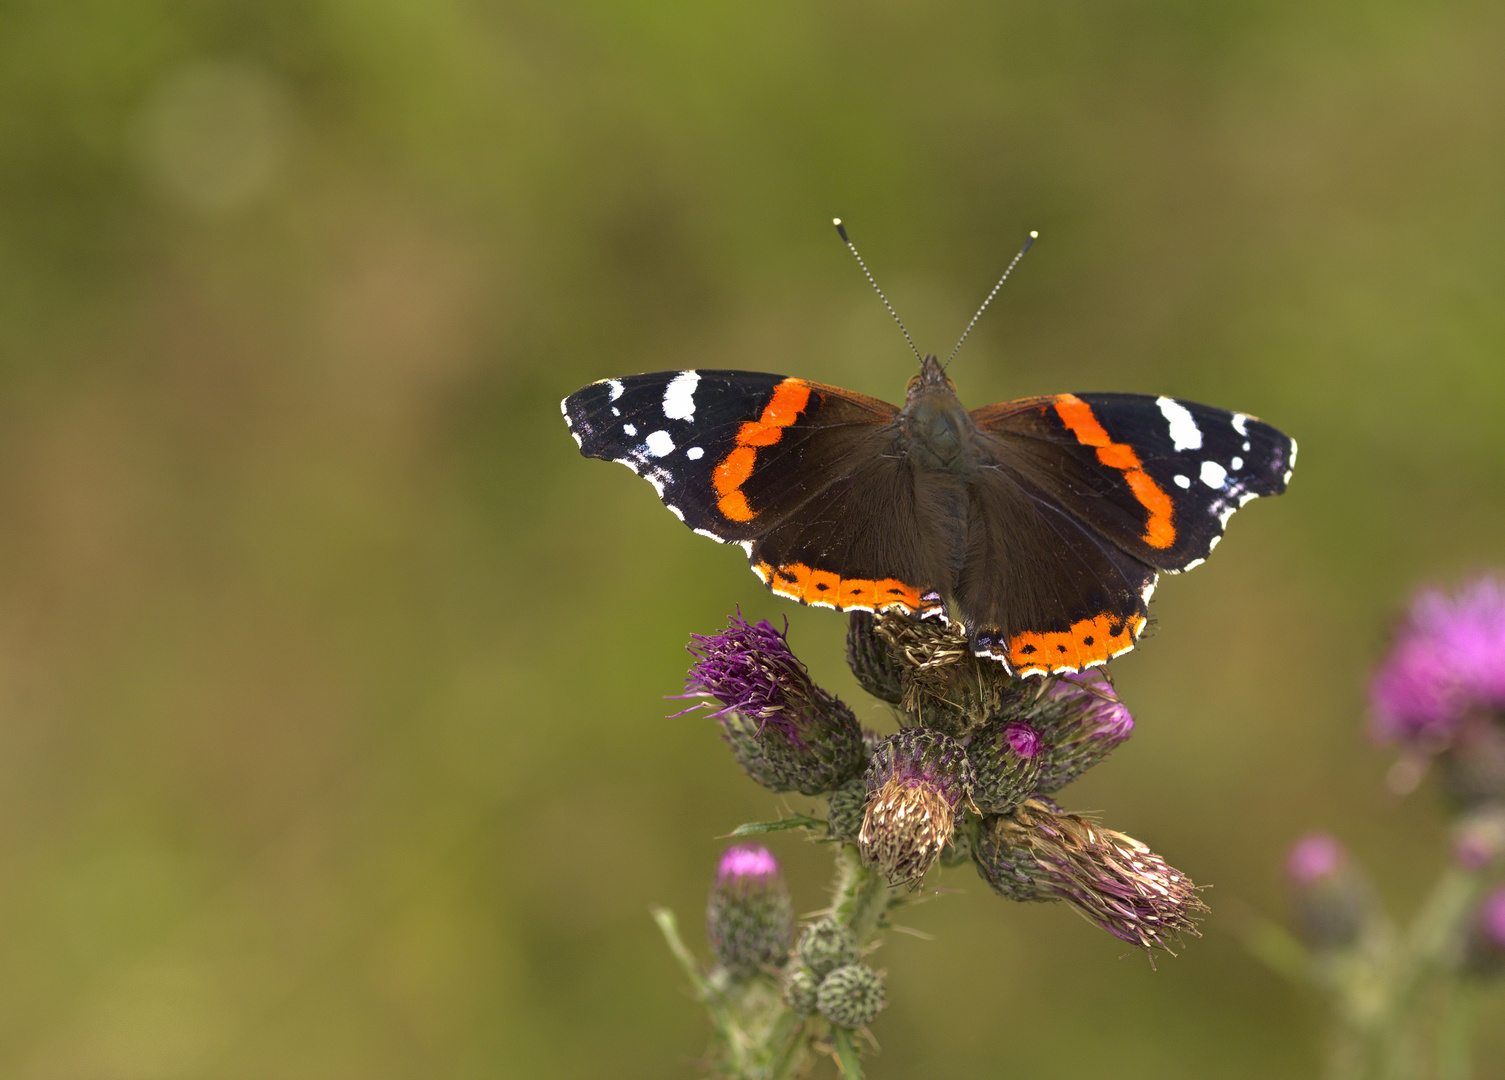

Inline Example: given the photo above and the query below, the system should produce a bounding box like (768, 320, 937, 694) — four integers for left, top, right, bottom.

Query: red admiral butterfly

(562, 229, 1295, 677)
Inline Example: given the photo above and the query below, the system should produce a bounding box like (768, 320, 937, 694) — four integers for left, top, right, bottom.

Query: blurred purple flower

(1479, 886, 1505, 951)
(1370, 576, 1505, 746)
(1286, 833, 1345, 886)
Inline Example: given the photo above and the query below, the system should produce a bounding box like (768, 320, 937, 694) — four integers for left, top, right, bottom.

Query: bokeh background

(1, 0, 1502, 1076)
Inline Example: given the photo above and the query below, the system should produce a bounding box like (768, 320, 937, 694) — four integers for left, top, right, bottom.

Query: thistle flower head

(1370, 576, 1505, 747)
(706, 844, 793, 980)
(968, 720, 1044, 814)
(1284, 833, 1371, 950)
(1030, 670, 1135, 794)
(973, 799, 1205, 954)
(860, 728, 974, 886)
(683, 613, 865, 795)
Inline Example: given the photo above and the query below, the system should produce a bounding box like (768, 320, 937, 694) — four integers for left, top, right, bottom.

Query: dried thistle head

(860, 728, 974, 887)
(973, 798, 1206, 955)
(859, 611, 1031, 735)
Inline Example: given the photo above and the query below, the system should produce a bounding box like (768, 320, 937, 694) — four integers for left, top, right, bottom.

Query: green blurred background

(1, 0, 1502, 1076)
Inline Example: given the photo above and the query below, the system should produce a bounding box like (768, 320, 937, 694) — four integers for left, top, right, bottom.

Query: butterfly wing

(562, 370, 949, 617)
(958, 392, 1295, 675)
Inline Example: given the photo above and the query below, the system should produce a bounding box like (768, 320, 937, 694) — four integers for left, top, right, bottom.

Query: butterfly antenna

(945, 230, 1037, 370)
(833, 218, 923, 365)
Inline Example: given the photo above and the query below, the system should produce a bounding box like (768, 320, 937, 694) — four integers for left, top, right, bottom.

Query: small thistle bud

(816, 963, 885, 1029)
(860, 729, 974, 886)
(782, 967, 820, 1014)
(846, 612, 904, 703)
(1464, 885, 1505, 977)
(1454, 806, 1505, 870)
(706, 845, 793, 980)
(969, 721, 1044, 813)
(827, 776, 869, 842)
(683, 614, 865, 795)
(1030, 671, 1135, 794)
(974, 799, 1206, 954)
(1285, 833, 1372, 950)
(796, 917, 858, 978)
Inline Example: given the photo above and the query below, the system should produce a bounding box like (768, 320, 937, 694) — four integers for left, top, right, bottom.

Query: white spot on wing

(1231, 456, 1244, 470)
(1200, 460, 1228, 488)
(694, 528, 728, 543)
(1174, 474, 1191, 489)
(662, 370, 700, 420)
(665, 504, 684, 521)
(1242, 440, 1250, 452)
(612, 407, 620, 416)
(1231, 413, 1249, 436)
(1208, 534, 1221, 551)
(559, 397, 569, 416)
(686, 446, 704, 460)
(738, 541, 753, 556)
(570, 432, 582, 448)
(1157, 397, 1203, 450)
(645, 430, 675, 457)
(623, 423, 637, 437)
(607, 379, 625, 401)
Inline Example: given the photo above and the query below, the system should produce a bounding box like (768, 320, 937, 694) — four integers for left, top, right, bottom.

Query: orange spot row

(1006, 610, 1145, 673)
(756, 560, 926, 612)
(715, 379, 811, 523)
(1054, 395, 1176, 549)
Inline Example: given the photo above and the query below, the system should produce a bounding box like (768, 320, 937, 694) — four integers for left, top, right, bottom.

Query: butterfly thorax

(901, 355, 975, 473)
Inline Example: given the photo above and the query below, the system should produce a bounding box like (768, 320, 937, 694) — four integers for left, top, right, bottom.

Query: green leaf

(725, 814, 827, 837)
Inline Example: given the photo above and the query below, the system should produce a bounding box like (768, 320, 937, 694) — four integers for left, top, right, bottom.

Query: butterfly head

(906, 354, 956, 401)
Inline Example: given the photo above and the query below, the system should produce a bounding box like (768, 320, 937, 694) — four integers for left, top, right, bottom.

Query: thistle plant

(1243, 576, 1505, 1080)
(654, 611, 1205, 1078)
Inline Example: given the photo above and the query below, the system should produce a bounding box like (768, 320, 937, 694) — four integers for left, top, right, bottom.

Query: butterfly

(561, 227, 1295, 677)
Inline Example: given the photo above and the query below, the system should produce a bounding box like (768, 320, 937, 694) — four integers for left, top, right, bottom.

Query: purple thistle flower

(1030, 670, 1136, 794)
(682, 613, 864, 795)
(706, 844, 793, 980)
(860, 729, 974, 886)
(973, 798, 1205, 955)
(1370, 576, 1505, 746)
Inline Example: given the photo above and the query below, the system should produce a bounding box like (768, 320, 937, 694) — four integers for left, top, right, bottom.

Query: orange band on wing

(755, 560, 933, 615)
(1054, 394, 1176, 549)
(711, 379, 811, 523)
(1007, 611, 1146, 674)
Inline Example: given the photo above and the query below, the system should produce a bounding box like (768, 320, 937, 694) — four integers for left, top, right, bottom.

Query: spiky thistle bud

(968, 720, 1044, 813)
(846, 612, 904, 704)
(706, 845, 793, 980)
(782, 967, 820, 1014)
(860, 728, 974, 886)
(827, 776, 869, 842)
(682, 614, 865, 795)
(974, 798, 1206, 954)
(1029, 671, 1135, 794)
(816, 963, 885, 1029)
(796, 917, 858, 978)
(1285, 833, 1372, 951)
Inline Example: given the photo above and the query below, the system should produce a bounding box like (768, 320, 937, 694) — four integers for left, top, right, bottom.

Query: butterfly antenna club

(833, 218, 923, 365)
(946, 230, 1037, 370)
